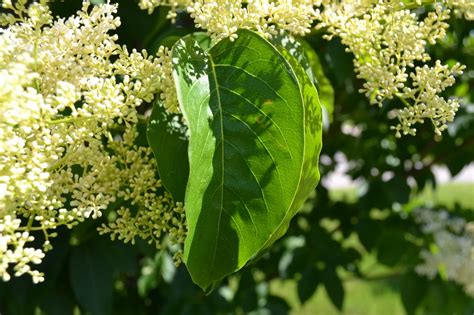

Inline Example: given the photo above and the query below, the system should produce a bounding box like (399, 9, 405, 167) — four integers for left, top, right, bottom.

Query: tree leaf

(297, 266, 319, 303)
(270, 33, 315, 84)
(172, 30, 322, 291)
(400, 272, 427, 315)
(69, 241, 113, 315)
(39, 286, 75, 315)
(263, 295, 291, 315)
(299, 40, 335, 123)
(147, 32, 213, 202)
(147, 99, 189, 201)
(272, 35, 334, 127)
(322, 269, 344, 311)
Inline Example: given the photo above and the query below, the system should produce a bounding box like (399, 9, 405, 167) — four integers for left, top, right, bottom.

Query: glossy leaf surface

(172, 30, 322, 290)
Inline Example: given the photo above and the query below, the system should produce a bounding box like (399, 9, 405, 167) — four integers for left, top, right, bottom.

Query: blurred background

(0, 1, 473, 314)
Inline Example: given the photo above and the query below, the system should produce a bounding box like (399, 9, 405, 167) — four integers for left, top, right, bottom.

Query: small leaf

(297, 266, 319, 303)
(376, 228, 415, 266)
(234, 271, 259, 312)
(322, 269, 344, 311)
(172, 30, 322, 291)
(147, 99, 189, 201)
(400, 272, 427, 315)
(188, 32, 214, 51)
(263, 295, 291, 315)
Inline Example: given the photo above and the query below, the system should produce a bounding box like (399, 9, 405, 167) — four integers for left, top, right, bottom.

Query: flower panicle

(0, 0, 184, 283)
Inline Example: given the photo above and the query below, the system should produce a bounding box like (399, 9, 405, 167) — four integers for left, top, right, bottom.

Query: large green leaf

(272, 35, 334, 127)
(172, 30, 322, 290)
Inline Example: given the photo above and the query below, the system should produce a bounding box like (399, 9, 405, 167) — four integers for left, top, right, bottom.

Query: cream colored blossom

(138, 0, 192, 21)
(0, 1, 184, 283)
(316, 1, 465, 136)
(139, 0, 316, 41)
(188, 0, 317, 41)
(414, 209, 474, 297)
(444, 0, 474, 19)
(393, 61, 465, 137)
(0, 215, 45, 283)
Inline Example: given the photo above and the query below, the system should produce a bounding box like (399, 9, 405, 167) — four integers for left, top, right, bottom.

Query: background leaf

(299, 39, 335, 123)
(147, 99, 189, 201)
(69, 240, 114, 315)
(297, 266, 319, 303)
(322, 268, 345, 311)
(400, 272, 427, 315)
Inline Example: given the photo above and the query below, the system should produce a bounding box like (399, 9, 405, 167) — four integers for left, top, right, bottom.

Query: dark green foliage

(297, 266, 319, 303)
(147, 100, 189, 202)
(69, 241, 115, 315)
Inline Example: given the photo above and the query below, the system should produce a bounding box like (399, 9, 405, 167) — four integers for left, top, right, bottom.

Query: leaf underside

(147, 99, 189, 202)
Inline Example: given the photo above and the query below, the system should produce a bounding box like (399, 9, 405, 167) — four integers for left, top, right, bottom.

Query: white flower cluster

(444, 0, 474, 19)
(189, 0, 317, 41)
(394, 61, 465, 136)
(138, 0, 192, 21)
(139, 0, 317, 41)
(98, 195, 186, 262)
(316, 2, 466, 137)
(0, 216, 45, 283)
(0, 1, 184, 283)
(414, 209, 474, 297)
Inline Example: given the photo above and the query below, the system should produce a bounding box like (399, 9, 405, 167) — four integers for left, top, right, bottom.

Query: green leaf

(172, 29, 322, 291)
(272, 35, 334, 126)
(188, 32, 214, 51)
(322, 269, 344, 311)
(297, 266, 319, 303)
(270, 33, 315, 84)
(146, 33, 214, 202)
(233, 271, 259, 312)
(400, 272, 427, 315)
(40, 286, 75, 315)
(69, 241, 113, 315)
(263, 295, 291, 315)
(300, 40, 334, 123)
(147, 99, 189, 201)
(376, 228, 415, 267)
